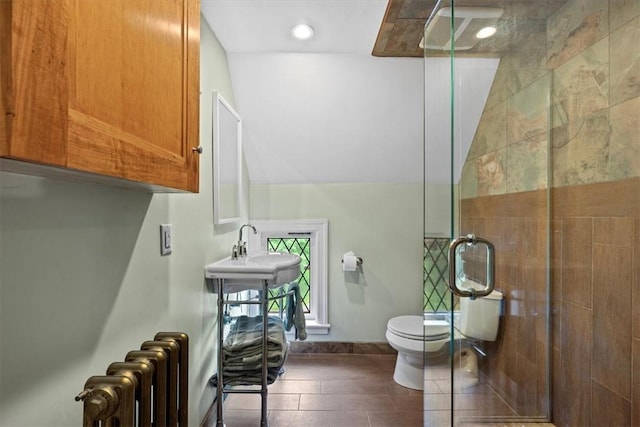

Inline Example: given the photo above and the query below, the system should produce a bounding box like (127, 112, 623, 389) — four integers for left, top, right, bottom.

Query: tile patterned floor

(217, 353, 555, 427)
(219, 353, 422, 426)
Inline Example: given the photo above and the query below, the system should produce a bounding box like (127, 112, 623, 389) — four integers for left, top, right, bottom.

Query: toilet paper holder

(341, 256, 363, 266)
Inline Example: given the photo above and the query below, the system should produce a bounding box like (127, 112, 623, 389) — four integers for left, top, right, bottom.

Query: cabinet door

(1, 0, 200, 193)
(0, 0, 68, 167)
(67, 0, 200, 192)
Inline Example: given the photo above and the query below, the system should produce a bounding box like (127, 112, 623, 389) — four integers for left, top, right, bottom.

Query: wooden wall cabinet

(0, 0, 200, 192)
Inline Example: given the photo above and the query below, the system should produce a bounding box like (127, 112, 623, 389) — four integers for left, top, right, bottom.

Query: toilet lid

(387, 315, 451, 341)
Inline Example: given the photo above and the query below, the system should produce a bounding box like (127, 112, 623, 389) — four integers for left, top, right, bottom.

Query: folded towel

(209, 365, 284, 387)
(212, 367, 282, 386)
(223, 315, 287, 353)
(223, 346, 287, 370)
(215, 315, 289, 386)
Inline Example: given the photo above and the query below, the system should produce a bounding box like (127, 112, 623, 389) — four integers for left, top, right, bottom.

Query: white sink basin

(205, 252, 301, 290)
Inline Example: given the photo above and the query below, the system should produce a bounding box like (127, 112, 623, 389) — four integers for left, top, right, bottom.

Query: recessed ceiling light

(291, 24, 314, 40)
(476, 26, 497, 39)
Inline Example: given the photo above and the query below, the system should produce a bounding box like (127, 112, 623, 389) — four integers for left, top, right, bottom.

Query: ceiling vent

(421, 7, 503, 51)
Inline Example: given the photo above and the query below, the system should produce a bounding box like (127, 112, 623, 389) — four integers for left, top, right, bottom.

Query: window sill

(285, 320, 330, 336)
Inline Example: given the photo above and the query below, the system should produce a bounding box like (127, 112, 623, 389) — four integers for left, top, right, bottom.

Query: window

(424, 237, 453, 312)
(266, 237, 311, 313)
(249, 219, 330, 335)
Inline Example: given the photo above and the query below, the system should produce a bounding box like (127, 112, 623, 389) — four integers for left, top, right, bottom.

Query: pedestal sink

(205, 252, 301, 291)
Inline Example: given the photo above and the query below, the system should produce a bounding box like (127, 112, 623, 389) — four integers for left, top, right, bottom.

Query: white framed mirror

(212, 92, 242, 225)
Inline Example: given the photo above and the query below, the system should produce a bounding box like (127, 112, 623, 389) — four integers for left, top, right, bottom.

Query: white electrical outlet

(160, 224, 172, 255)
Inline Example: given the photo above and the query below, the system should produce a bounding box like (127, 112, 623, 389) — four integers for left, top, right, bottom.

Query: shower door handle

(448, 234, 495, 300)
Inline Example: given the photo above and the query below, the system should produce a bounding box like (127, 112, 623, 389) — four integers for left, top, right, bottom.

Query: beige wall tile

(507, 77, 550, 145)
(485, 64, 512, 110)
(536, 341, 549, 415)
(552, 109, 611, 186)
(460, 160, 479, 199)
(514, 353, 538, 415)
(551, 37, 609, 127)
(634, 219, 640, 340)
(609, 96, 640, 180)
(505, 309, 519, 384)
(547, 0, 609, 69)
(499, 217, 519, 289)
(468, 102, 507, 160)
(501, 20, 549, 95)
(593, 217, 634, 246)
(515, 285, 538, 364)
(592, 244, 632, 399)
(552, 177, 640, 217)
(552, 347, 567, 426)
(610, 0, 640, 31)
(591, 380, 632, 426)
(610, 16, 640, 105)
(474, 149, 507, 197)
(561, 217, 593, 308)
(506, 136, 548, 193)
(633, 338, 640, 426)
(561, 302, 592, 425)
(551, 219, 563, 350)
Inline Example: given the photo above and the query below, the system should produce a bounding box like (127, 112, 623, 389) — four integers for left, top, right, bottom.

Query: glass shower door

(423, 0, 552, 425)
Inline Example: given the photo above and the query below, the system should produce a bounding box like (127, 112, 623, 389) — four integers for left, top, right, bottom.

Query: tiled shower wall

(552, 179, 639, 426)
(461, 179, 639, 423)
(459, 0, 639, 424)
(461, 190, 549, 418)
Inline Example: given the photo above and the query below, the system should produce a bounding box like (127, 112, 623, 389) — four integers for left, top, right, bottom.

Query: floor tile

(269, 379, 322, 394)
(389, 394, 425, 412)
(299, 393, 394, 412)
(225, 392, 299, 410)
(217, 409, 263, 427)
(321, 379, 420, 396)
(369, 410, 424, 427)
(269, 410, 371, 427)
(424, 409, 451, 427)
(216, 352, 552, 427)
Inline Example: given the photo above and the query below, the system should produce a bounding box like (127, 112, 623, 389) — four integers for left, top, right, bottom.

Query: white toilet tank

(459, 284, 503, 342)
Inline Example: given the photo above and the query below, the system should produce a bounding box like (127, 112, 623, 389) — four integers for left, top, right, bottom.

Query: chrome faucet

(233, 224, 257, 259)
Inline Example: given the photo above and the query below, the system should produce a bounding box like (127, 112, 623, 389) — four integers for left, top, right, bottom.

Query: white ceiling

(200, 0, 389, 55)
(200, 1, 497, 185)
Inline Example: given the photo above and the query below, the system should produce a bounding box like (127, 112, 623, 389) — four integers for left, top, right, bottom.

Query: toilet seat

(386, 291, 503, 390)
(387, 315, 450, 341)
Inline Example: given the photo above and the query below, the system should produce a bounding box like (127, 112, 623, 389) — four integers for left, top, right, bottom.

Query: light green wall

(423, 182, 459, 238)
(250, 182, 424, 342)
(0, 17, 238, 425)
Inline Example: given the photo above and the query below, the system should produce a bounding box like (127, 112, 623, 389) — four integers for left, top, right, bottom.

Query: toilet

(386, 286, 503, 390)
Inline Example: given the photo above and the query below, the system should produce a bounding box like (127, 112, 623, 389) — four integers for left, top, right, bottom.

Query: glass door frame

(423, 0, 553, 425)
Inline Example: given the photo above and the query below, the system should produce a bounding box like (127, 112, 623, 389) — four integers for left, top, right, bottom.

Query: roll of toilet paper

(342, 252, 358, 272)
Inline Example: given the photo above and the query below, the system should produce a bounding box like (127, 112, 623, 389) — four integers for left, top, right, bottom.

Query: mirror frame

(212, 92, 242, 225)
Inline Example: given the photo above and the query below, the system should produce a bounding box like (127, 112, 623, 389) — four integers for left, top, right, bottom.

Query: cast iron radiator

(75, 332, 188, 427)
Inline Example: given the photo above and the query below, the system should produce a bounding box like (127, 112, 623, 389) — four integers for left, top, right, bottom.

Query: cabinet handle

(192, 146, 203, 154)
